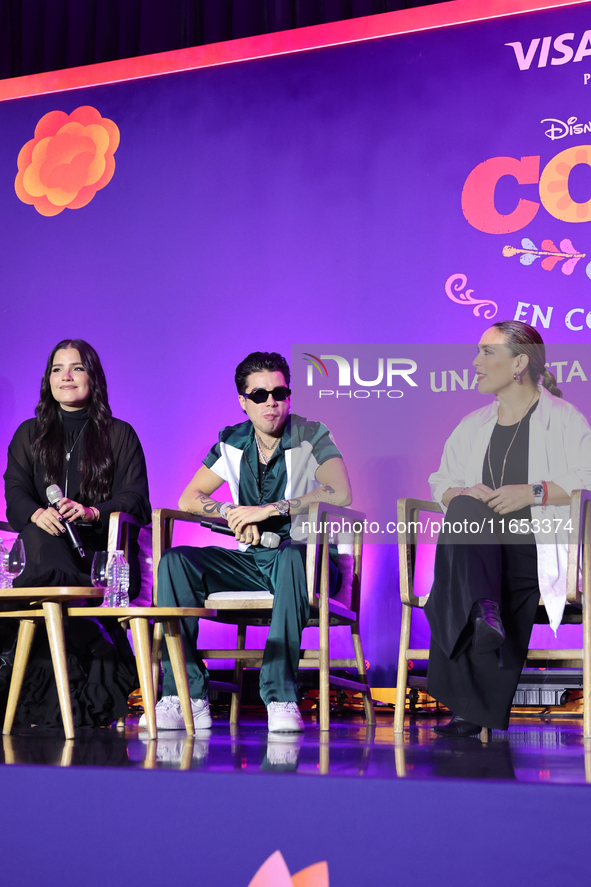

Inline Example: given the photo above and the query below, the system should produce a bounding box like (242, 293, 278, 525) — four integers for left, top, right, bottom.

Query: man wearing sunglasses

(148, 351, 352, 734)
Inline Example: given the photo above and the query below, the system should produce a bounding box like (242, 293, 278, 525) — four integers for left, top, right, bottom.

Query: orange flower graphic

(248, 851, 329, 887)
(15, 106, 120, 216)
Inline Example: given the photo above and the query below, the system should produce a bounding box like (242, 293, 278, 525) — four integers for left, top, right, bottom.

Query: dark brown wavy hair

(491, 321, 562, 398)
(31, 339, 114, 503)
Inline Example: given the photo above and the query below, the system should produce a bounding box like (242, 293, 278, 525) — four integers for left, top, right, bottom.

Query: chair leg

(2, 735, 16, 763)
(230, 624, 246, 725)
(3, 618, 38, 736)
(394, 735, 406, 777)
(60, 740, 74, 767)
(43, 602, 75, 740)
(394, 604, 412, 734)
(351, 625, 375, 726)
(319, 732, 330, 775)
(180, 736, 195, 770)
(130, 617, 158, 740)
(319, 585, 330, 732)
(585, 590, 591, 740)
(152, 621, 163, 700)
(162, 619, 194, 735)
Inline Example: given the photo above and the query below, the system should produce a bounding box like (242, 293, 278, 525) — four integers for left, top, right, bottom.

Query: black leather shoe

(432, 715, 482, 737)
(471, 599, 505, 654)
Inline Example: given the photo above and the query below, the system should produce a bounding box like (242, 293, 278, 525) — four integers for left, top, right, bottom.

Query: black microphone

(46, 484, 86, 559)
(200, 520, 280, 549)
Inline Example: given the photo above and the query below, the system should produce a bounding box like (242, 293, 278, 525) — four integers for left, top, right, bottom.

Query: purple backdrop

(1, 1, 591, 682)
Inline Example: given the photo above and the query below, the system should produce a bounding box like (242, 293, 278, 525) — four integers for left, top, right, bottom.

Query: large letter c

(461, 155, 540, 234)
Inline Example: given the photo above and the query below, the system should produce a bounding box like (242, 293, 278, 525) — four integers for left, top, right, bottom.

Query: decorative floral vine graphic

(15, 106, 120, 216)
(502, 238, 586, 275)
(445, 274, 498, 319)
(247, 851, 329, 887)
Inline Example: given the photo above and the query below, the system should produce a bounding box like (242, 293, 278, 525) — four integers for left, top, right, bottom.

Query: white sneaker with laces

(267, 701, 305, 733)
(138, 695, 212, 730)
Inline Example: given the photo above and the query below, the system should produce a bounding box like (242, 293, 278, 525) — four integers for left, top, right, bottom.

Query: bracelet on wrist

(541, 481, 548, 506)
(90, 506, 100, 522)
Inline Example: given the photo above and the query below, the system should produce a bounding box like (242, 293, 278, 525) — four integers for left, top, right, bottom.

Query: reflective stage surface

(2, 710, 591, 784)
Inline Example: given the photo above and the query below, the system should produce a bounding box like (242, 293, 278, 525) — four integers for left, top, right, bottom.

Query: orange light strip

(0, 0, 589, 102)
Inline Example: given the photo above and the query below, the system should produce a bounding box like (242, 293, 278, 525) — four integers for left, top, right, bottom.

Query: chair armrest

(107, 512, 147, 557)
(397, 498, 442, 607)
(566, 490, 591, 604)
(152, 508, 206, 601)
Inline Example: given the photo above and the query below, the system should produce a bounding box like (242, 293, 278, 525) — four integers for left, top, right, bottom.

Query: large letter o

(461, 156, 540, 234)
(539, 145, 591, 222)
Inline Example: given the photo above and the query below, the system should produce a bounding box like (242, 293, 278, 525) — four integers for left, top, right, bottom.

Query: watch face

(532, 484, 544, 500)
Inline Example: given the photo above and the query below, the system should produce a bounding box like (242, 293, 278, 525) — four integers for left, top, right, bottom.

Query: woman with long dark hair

(2, 338, 151, 727)
(426, 321, 591, 735)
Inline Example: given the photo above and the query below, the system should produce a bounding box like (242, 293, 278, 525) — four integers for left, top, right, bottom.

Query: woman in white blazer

(425, 321, 591, 736)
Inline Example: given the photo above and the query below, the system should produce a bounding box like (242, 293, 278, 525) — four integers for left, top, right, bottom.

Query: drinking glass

(1, 538, 26, 588)
(91, 551, 113, 605)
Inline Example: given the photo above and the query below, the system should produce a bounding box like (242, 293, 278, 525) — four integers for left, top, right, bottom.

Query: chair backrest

(304, 501, 365, 615)
(151, 505, 366, 615)
(398, 491, 591, 611)
(565, 489, 591, 605)
(397, 498, 441, 608)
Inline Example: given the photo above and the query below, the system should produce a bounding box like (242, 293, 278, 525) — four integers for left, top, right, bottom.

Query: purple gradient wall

(1, 0, 591, 682)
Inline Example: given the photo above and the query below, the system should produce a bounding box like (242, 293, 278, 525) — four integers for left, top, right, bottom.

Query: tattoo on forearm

(194, 492, 222, 514)
(287, 485, 338, 515)
(309, 485, 336, 501)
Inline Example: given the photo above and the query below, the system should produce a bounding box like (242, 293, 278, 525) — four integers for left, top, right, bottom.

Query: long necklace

(64, 420, 88, 500)
(65, 421, 88, 462)
(487, 392, 537, 490)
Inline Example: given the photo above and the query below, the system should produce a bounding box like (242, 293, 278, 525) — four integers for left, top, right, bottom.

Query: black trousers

(425, 496, 540, 730)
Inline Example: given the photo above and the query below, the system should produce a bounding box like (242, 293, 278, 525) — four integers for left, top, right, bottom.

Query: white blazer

(428, 386, 591, 632)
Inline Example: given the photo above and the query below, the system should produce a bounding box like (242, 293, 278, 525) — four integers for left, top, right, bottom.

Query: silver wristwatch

(219, 502, 232, 519)
(272, 499, 290, 516)
(532, 483, 544, 505)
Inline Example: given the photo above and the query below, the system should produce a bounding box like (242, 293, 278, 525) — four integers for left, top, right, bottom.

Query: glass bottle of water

(118, 552, 130, 608)
(106, 549, 121, 607)
(0, 539, 7, 589)
(106, 549, 130, 607)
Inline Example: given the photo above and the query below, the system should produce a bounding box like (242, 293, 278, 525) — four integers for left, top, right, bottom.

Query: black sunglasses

(243, 386, 291, 404)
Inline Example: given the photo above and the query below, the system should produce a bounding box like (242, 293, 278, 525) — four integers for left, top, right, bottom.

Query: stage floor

(2, 709, 591, 887)
(2, 709, 590, 784)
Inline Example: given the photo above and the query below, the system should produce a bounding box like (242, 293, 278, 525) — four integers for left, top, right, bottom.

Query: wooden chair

(394, 490, 591, 738)
(151, 502, 375, 731)
(0, 514, 215, 740)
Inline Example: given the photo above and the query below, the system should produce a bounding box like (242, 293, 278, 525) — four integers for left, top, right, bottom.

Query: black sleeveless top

(482, 401, 538, 540)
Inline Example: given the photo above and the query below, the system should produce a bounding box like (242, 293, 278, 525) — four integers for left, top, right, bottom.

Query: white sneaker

(138, 695, 213, 730)
(267, 701, 305, 733)
(140, 731, 211, 764)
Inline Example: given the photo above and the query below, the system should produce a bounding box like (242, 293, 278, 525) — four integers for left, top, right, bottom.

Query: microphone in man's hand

(200, 520, 280, 549)
(46, 485, 86, 559)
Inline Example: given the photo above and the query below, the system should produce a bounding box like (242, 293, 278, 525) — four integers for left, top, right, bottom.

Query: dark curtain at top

(0, 0, 449, 79)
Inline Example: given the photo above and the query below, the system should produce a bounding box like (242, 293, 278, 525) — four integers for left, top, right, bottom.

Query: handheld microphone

(46, 485, 86, 559)
(200, 520, 280, 549)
